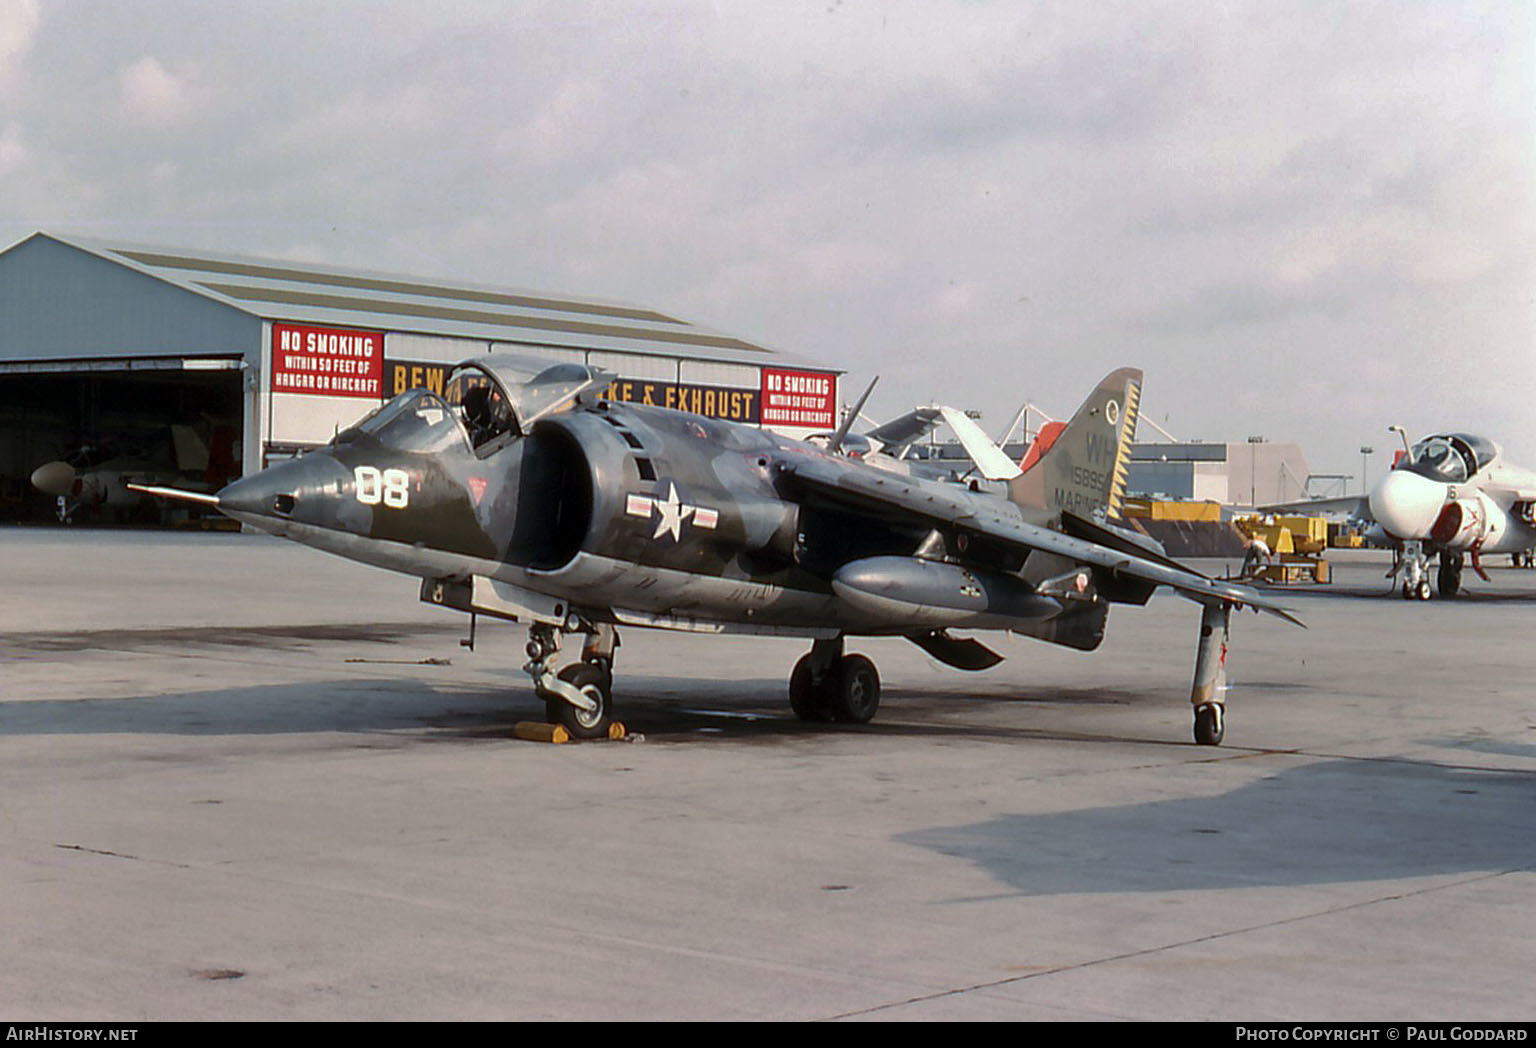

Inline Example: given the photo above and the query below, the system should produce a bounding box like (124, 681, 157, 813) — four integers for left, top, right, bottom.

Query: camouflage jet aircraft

(137, 356, 1300, 746)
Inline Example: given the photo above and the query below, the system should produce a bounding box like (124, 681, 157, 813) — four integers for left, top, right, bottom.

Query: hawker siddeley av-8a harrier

(136, 357, 1300, 746)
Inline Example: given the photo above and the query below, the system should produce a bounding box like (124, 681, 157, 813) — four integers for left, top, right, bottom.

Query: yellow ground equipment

(1328, 522, 1366, 548)
(1233, 514, 1331, 584)
(1123, 497, 1223, 522)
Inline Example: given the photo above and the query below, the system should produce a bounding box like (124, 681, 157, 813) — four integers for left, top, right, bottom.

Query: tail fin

(1007, 367, 1141, 522)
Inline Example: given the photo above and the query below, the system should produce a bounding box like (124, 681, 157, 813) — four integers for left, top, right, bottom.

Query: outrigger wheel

(1193, 703, 1224, 746)
(789, 638, 881, 724)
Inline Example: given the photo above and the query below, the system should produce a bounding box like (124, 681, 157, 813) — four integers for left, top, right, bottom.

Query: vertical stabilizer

(1007, 368, 1141, 522)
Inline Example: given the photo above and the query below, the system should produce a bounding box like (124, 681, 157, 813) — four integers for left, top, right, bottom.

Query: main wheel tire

(1438, 556, 1462, 598)
(545, 663, 613, 740)
(1193, 703, 1224, 746)
(789, 654, 829, 721)
(829, 654, 880, 724)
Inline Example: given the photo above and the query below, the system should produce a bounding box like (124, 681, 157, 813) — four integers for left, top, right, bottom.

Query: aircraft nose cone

(1368, 469, 1447, 540)
(217, 455, 333, 530)
(30, 461, 76, 496)
(217, 471, 292, 521)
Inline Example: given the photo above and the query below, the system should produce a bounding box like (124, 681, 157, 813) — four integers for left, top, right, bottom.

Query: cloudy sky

(2, 1, 1532, 484)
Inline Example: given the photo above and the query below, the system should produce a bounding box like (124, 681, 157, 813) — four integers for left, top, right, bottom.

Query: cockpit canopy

(445, 355, 611, 451)
(1399, 433, 1500, 483)
(338, 354, 613, 456)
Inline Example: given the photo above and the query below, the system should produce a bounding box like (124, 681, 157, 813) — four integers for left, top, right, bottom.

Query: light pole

(1360, 445, 1374, 495)
(1247, 435, 1265, 507)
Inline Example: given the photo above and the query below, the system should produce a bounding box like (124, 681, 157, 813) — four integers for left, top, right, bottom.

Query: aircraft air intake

(1429, 492, 1505, 551)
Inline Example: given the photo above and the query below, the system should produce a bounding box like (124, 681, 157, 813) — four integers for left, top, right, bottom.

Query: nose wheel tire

(1193, 703, 1224, 746)
(545, 663, 613, 740)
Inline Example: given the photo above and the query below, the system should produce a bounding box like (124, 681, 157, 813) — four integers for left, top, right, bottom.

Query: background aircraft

(1371, 431, 1536, 598)
(812, 401, 1022, 485)
(139, 357, 1299, 745)
(30, 424, 224, 524)
(1272, 430, 1536, 599)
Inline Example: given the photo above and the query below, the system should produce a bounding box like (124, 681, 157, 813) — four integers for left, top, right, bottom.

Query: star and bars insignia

(625, 482, 720, 542)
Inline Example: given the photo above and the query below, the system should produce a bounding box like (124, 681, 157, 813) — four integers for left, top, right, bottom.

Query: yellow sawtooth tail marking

(1107, 379, 1140, 518)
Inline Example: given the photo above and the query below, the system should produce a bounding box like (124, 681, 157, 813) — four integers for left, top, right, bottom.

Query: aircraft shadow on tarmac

(0, 680, 532, 738)
(898, 755, 1536, 896)
(0, 677, 1161, 741)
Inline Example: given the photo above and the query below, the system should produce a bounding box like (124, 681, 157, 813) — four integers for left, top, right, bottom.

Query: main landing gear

(1437, 552, 1464, 599)
(789, 636, 881, 724)
(524, 621, 618, 739)
(1397, 542, 1465, 600)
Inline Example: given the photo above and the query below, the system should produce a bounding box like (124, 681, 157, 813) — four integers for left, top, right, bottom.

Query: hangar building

(1128, 439, 1312, 507)
(0, 232, 839, 522)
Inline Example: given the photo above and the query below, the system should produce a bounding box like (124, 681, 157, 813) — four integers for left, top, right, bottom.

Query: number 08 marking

(354, 466, 410, 508)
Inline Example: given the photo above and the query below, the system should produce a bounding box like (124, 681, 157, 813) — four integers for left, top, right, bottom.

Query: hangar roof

(4, 231, 828, 370)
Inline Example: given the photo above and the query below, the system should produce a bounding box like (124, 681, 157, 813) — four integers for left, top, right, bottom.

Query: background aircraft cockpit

(1401, 433, 1500, 484)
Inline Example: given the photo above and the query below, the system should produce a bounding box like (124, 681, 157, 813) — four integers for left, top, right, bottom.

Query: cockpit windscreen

(1405, 436, 1471, 483)
(346, 390, 469, 454)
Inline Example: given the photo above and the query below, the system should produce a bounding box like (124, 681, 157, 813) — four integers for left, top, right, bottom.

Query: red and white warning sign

(759, 367, 836, 428)
(272, 323, 383, 398)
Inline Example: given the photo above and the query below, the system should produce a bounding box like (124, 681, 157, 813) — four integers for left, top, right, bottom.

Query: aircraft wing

(862, 407, 943, 454)
(862, 405, 1026, 481)
(1479, 482, 1536, 504)
(933, 406, 1023, 480)
(781, 455, 1303, 626)
(1259, 495, 1369, 520)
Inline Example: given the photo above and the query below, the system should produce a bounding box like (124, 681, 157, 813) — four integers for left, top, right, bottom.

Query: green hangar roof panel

(0, 232, 822, 370)
(107, 248, 684, 325)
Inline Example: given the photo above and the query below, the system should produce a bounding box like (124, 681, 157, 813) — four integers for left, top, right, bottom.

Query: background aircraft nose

(1368, 469, 1446, 539)
(30, 461, 77, 496)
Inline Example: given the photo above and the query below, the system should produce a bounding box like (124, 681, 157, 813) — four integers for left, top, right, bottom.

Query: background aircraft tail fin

(1007, 367, 1141, 521)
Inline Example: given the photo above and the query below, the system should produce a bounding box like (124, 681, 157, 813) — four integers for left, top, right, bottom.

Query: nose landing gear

(1398, 541, 1433, 600)
(525, 622, 619, 739)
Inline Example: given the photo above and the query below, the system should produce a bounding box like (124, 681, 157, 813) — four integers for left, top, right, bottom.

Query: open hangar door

(0, 360, 245, 525)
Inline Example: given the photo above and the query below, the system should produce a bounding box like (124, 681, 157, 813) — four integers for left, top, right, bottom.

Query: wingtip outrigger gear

(1185, 588, 1303, 746)
(1190, 601, 1231, 746)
